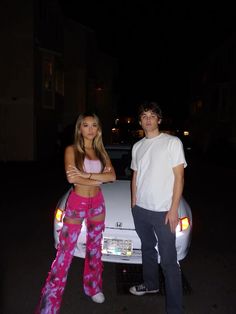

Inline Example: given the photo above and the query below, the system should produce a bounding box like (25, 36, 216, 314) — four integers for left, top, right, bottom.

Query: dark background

(58, 1, 236, 117)
(2, 3, 236, 313)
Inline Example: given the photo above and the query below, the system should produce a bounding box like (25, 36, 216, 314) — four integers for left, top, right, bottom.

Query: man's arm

(165, 164, 185, 233)
(131, 170, 137, 208)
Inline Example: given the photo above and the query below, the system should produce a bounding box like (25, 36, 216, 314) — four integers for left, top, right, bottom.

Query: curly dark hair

(138, 101, 163, 120)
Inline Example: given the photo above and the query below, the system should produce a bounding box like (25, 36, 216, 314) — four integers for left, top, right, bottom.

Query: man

(129, 102, 187, 314)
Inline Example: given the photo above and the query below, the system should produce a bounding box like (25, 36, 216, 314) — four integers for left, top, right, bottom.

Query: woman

(36, 113, 116, 313)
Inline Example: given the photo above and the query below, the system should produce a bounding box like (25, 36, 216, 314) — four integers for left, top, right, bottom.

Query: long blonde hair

(73, 113, 108, 171)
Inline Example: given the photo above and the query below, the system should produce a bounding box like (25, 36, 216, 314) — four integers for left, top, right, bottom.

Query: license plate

(102, 238, 133, 256)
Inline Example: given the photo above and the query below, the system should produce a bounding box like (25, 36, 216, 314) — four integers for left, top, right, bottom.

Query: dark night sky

(59, 1, 236, 119)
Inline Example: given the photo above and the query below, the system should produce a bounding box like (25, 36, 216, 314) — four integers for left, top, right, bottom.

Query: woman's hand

(66, 165, 90, 179)
(103, 166, 111, 173)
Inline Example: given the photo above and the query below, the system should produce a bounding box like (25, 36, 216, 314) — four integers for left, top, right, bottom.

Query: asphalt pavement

(2, 155, 236, 314)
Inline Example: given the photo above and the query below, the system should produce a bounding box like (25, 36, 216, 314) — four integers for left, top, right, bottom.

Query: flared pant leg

(36, 222, 82, 314)
(83, 220, 105, 296)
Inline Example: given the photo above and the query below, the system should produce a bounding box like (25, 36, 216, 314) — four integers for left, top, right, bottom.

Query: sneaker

(129, 283, 159, 296)
(91, 292, 105, 303)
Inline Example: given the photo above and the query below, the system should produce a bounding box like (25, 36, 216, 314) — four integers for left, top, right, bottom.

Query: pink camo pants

(36, 190, 105, 314)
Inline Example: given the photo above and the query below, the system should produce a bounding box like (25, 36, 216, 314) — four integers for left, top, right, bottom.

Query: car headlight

(55, 208, 64, 222)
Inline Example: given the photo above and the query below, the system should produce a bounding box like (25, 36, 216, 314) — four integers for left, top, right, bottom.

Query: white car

(54, 145, 192, 264)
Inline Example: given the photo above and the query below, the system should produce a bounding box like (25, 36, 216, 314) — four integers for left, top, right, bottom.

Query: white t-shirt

(131, 132, 187, 212)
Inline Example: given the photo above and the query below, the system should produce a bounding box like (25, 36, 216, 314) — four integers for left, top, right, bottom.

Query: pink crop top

(83, 158, 102, 173)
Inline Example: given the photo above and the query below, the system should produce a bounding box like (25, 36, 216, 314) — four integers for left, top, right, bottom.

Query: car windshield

(106, 146, 132, 180)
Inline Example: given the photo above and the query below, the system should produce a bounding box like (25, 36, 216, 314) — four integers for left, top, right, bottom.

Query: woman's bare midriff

(73, 185, 101, 197)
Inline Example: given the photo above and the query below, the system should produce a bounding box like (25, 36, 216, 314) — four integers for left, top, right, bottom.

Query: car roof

(105, 144, 132, 150)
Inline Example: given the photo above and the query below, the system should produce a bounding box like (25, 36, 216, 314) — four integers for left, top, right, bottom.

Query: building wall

(63, 20, 89, 127)
(189, 34, 236, 154)
(63, 20, 118, 146)
(0, 0, 118, 161)
(0, 0, 34, 161)
(34, 0, 64, 161)
(93, 52, 118, 144)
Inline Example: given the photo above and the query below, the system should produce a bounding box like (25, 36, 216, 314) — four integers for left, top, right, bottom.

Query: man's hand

(165, 209, 179, 233)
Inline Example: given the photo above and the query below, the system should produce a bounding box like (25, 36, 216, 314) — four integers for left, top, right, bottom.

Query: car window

(106, 147, 132, 180)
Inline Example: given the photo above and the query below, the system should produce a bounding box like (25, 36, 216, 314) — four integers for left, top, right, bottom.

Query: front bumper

(54, 221, 191, 264)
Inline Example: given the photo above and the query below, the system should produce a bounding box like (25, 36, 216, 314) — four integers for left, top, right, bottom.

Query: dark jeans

(132, 205, 183, 314)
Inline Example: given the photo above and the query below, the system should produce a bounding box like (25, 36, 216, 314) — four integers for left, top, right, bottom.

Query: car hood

(101, 180, 135, 230)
